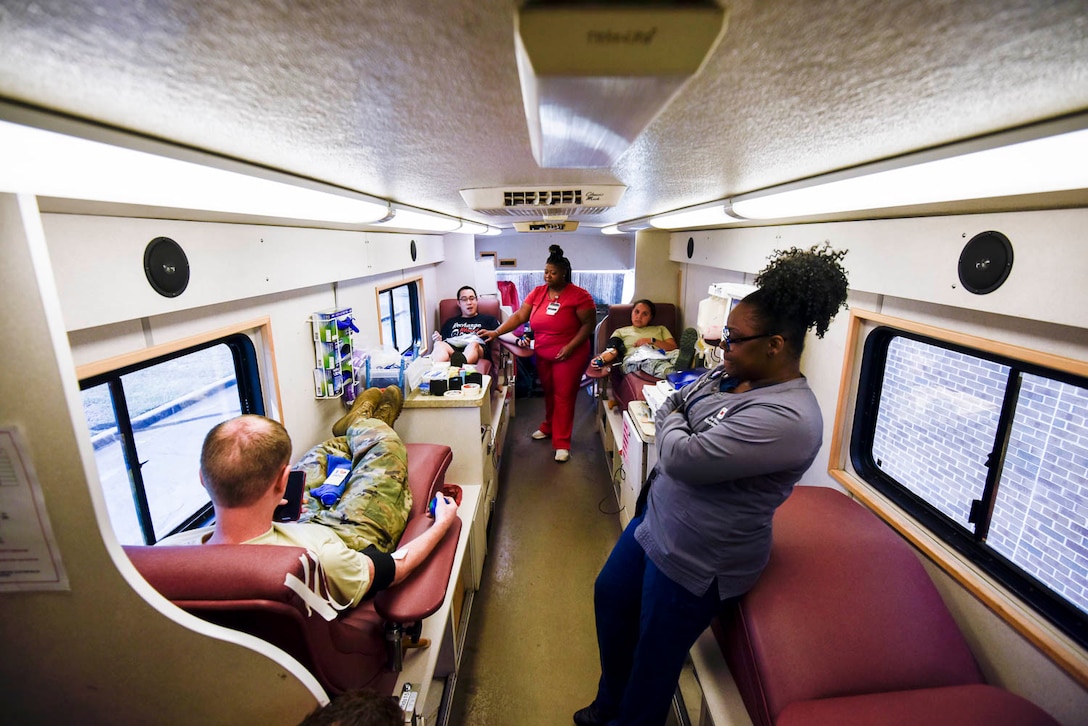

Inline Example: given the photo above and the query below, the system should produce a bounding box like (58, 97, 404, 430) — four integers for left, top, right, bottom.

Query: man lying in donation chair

(434, 287, 534, 382)
(586, 299, 699, 410)
(128, 387, 462, 696)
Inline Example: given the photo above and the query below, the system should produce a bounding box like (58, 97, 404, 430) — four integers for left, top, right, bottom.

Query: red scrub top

(523, 284, 596, 358)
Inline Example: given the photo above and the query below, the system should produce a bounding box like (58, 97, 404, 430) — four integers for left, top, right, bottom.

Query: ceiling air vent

(513, 220, 580, 233)
(460, 185, 625, 218)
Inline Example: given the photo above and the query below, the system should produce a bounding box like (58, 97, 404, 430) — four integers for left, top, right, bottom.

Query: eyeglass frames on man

(458, 296, 477, 302)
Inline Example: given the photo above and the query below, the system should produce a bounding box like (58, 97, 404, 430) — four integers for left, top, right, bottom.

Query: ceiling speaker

(143, 236, 190, 297)
(958, 231, 1012, 295)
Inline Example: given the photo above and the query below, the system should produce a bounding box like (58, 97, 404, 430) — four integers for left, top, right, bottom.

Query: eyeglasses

(458, 296, 477, 302)
(720, 327, 775, 351)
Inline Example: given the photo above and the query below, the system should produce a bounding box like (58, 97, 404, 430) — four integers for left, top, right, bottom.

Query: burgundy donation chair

(436, 296, 533, 389)
(436, 296, 505, 378)
(125, 443, 461, 697)
(714, 485, 1058, 726)
(593, 302, 679, 411)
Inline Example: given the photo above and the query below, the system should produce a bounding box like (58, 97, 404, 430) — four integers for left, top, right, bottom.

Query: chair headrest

(599, 302, 679, 338)
(437, 297, 502, 322)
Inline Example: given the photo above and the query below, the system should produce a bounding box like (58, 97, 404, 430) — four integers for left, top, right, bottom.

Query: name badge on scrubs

(546, 301, 560, 315)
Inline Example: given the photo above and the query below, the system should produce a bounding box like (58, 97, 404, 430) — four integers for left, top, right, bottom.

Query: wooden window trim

(828, 308, 1088, 688)
(75, 317, 283, 425)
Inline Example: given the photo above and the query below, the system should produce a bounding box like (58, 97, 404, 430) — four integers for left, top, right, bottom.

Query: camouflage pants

(621, 348, 679, 378)
(295, 418, 412, 553)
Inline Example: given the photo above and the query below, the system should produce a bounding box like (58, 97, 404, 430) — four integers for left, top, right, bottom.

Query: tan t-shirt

(613, 324, 673, 359)
(161, 522, 373, 607)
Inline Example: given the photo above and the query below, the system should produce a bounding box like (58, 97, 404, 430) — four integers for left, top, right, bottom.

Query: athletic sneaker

(555, 448, 570, 463)
(676, 327, 699, 371)
(531, 429, 549, 440)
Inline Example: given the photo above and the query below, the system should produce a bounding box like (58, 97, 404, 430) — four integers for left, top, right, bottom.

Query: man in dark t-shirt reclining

(431, 285, 500, 365)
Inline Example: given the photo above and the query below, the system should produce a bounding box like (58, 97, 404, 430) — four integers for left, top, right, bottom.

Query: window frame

(829, 308, 1088, 687)
(76, 318, 277, 545)
(496, 269, 633, 307)
(851, 326, 1088, 649)
(376, 277, 424, 355)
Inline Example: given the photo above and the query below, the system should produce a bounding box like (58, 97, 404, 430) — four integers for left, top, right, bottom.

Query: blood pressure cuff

(607, 336, 627, 359)
(361, 545, 396, 599)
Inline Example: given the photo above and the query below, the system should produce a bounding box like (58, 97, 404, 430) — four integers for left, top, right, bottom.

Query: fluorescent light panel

(606, 116, 1088, 233)
(0, 111, 497, 233)
(731, 124, 1088, 220)
(649, 204, 742, 229)
(456, 219, 490, 235)
(376, 206, 463, 233)
(0, 119, 392, 224)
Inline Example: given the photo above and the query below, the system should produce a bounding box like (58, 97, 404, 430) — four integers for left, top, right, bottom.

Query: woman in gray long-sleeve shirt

(574, 245, 850, 726)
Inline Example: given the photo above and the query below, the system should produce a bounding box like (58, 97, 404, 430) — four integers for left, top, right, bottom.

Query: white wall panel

(474, 231, 633, 270)
(671, 209, 1088, 492)
(670, 209, 1088, 330)
(365, 231, 443, 272)
(67, 317, 149, 368)
(0, 194, 322, 724)
(433, 233, 480, 302)
(42, 214, 442, 332)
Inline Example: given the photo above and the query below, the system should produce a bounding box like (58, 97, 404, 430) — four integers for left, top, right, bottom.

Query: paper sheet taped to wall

(0, 427, 69, 592)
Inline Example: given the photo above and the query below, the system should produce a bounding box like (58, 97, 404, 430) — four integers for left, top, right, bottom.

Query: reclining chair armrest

(495, 337, 535, 358)
(374, 516, 463, 672)
(405, 443, 453, 520)
(373, 517, 463, 623)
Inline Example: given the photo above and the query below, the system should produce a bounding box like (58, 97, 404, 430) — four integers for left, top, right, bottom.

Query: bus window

(497, 270, 633, 306)
(853, 330, 1088, 649)
(80, 335, 264, 545)
(378, 279, 422, 355)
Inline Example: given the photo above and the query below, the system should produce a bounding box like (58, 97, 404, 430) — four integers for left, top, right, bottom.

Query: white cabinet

(620, 405, 657, 526)
(393, 376, 511, 587)
(393, 483, 480, 726)
(599, 400, 657, 526)
(391, 378, 512, 724)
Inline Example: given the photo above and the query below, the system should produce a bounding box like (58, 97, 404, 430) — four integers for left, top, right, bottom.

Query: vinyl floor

(445, 390, 701, 726)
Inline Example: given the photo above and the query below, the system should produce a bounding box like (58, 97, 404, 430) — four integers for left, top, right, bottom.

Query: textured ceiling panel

(1, 0, 1086, 228)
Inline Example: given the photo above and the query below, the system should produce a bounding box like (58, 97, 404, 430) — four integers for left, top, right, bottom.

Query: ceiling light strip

(649, 203, 742, 230)
(731, 114, 1088, 220)
(610, 113, 1088, 233)
(0, 102, 494, 233)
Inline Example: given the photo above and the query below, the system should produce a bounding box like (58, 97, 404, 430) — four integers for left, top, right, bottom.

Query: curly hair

(546, 244, 572, 283)
(744, 243, 849, 355)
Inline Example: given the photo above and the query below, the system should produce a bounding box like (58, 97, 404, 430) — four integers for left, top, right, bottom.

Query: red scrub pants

(533, 342, 589, 450)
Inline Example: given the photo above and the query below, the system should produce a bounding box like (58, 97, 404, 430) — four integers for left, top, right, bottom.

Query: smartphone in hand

(273, 470, 306, 522)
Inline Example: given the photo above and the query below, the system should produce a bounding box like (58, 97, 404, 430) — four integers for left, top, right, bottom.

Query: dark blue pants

(591, 516, 724, 726)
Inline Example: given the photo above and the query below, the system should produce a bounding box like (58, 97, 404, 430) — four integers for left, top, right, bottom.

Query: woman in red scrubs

(483, 245, 596, 462)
